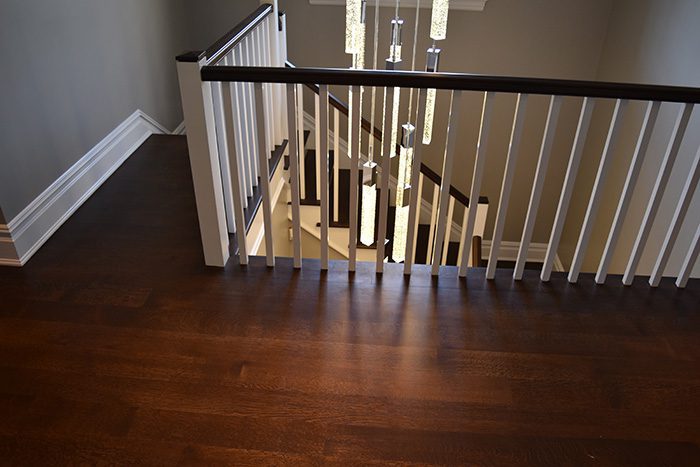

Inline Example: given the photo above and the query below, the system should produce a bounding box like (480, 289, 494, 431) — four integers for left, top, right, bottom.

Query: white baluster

(297, 84, 306, 200)
(623, 103, 694, 285)
(676, 224, 700, 288)
(569, 99, 628, 283)
(514, 95, 562, 280)
(486, 93, 528, 279)
(348, 85, 361, 272)
(432, 91, 463, 275)
(231, 47, 251, 207)
(319, 85, 330, 270)
(541, 97, 595, 282)
(315, 94, 322, 200)
(222, 80, 249, 265)
(333, 108, 340, 224)
(243, 38, 260, 186)
(286, 84, 302, 268)
(254, 83, 274, 266)
(376, 87, 394, 273)
(458, 91, 495, 277)
(278, 13, 289, 141)
(404, 89, 426, 274)
(210, 78, 236, 234)
(649, 145, 700, 287)
(595, 101, 661, 284)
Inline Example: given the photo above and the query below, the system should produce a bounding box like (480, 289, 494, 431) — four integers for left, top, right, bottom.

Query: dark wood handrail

(419, 162, 488, 207)
(176, 4, 273, 65)
(205, 4, 273, 65)
(201, 66, 700, 104)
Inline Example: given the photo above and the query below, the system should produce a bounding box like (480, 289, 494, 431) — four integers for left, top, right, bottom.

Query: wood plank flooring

(1, 135, 699, 466)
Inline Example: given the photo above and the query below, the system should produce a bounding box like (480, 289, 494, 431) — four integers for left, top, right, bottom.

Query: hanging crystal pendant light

(430, 0, 449, 41)
(347, 1, 366, 160)
(356, 0, 377, 246)
(386, 17, 403, 158)
(423, 0, 449, 145)
(345, 0, 362, 53)
(360, 161, 378, 246)
(422, 46, 440, 144)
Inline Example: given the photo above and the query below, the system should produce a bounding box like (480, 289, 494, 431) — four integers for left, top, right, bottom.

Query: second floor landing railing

(177, 5, 700, 289)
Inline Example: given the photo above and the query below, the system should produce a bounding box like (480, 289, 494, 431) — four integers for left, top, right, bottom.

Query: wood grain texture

(0, 135, 699, 466)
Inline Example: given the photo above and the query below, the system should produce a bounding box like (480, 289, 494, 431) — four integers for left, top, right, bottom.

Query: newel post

(176, 52, 230, 267)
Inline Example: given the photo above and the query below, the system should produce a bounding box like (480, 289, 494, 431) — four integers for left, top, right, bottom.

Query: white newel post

(176, 53, 230, 267)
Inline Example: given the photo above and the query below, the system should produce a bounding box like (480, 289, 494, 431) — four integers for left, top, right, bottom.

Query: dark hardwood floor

(1, 134, 699, 466)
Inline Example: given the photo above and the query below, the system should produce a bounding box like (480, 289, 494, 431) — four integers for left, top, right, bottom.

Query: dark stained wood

(204, 65, 700, 104)
(1, 134, 700, 465)
(420, 161, 489, 208)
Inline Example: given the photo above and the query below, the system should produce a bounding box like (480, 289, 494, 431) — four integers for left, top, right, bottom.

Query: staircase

(277, 122, 488, 266)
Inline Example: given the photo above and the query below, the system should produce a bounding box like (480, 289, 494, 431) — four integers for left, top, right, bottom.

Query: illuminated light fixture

(347, 1, 366, 159)
(353, 21, 366, 69)
(345, 0, 362, 54)
(386, 17, 403, 159)
(396, 124, 415, 207)
(389, 87, 401, 158)
(422, 47, 440, 145)
(360, 161, 378, 246)
(430, 0, 449, 41)
(392, 123, 415, 263)
(392, 206, 410, 263)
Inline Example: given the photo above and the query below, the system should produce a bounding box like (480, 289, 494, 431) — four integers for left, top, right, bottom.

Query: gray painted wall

(559, 0, 700, 277)
(0, 0, 190, 221)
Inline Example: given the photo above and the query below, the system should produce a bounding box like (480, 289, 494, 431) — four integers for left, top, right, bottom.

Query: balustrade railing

(177, 4, 700, 288)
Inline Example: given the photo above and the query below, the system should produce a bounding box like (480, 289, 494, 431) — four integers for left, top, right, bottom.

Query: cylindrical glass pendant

(423, 47, 441, 145)
(345, 0, 362, 54)
(430, 0, 449, 41)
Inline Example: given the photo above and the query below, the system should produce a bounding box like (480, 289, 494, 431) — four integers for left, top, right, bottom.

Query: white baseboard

(0, 224, 20, 266)
(172, 121, 187, 135)
(0, 110, 183, 267)
(481, 240, 565, 272)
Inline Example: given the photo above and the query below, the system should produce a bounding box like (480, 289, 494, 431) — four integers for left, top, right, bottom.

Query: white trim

(0, 223, 20, 266)
(0, 110, 176, 267)
(172, 121, 186, 135)
(481, 240, 564, 272)
(309, 0, 488, 11)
